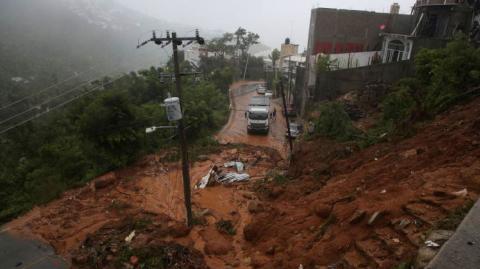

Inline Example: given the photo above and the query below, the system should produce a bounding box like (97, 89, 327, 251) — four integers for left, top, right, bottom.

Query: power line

(0, 66, 97, 111)
(0, 74, 127, 135)
(0, 69, 124, 125)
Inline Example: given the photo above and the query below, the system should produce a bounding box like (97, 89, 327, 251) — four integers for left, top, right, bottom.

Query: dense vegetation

(0, 64, 233, 223)
(311, 36, 480, 145)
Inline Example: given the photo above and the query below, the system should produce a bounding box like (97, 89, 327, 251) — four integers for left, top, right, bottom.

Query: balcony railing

(415, 0, 466, 8)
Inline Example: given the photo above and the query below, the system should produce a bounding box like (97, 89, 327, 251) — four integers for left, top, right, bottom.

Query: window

(386, 40, 405, 63)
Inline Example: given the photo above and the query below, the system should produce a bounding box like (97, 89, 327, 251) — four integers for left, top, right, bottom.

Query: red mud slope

(243, 98, 480, 268)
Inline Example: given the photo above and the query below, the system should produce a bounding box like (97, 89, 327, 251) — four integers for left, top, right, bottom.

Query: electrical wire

(0, 66, 97, 111)
(0, 74, 127, 135)
(0, 69, 123, 125)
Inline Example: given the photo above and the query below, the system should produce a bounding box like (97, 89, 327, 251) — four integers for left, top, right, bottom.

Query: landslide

(244, 97, 480, 268)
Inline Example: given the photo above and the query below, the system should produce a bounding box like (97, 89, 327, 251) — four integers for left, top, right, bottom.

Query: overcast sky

(117, 0, 416, 50)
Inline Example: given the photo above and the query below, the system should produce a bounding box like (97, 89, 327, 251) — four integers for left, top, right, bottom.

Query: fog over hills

(0, 0, 218, 104)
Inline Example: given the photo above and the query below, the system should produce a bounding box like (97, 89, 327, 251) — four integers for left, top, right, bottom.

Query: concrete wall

(313, 60, 414, 101)
(311, 8, 414, 55)
(329, 51, 382, 70)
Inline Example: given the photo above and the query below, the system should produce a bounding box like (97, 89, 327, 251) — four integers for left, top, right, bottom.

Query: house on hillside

(298, 1, 480, 115)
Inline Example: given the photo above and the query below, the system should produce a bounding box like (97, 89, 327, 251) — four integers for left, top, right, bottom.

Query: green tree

(79, 92, 144, 168)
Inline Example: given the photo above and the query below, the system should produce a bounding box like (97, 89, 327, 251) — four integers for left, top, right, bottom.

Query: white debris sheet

(196, 164, 250, 189)
(224, 161, 245, 172)
(218, 173, 250, 184)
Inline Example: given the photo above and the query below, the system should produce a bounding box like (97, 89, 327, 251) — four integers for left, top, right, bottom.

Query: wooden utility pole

(137, 30, 205, 227)
(171, 32, 193, 227)
(280, 79, 293, 154)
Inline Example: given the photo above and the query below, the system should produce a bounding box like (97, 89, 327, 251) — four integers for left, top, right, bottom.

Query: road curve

(217, 81, 287, 158)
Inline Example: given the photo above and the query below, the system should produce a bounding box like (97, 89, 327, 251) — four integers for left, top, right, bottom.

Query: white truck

(246, 106, 270, 134)
(246, 96, 271, 134)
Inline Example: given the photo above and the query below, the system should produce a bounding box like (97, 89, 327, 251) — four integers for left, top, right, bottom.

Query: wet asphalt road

(217, 82, 287, 158)
(0, 229, 68, 269)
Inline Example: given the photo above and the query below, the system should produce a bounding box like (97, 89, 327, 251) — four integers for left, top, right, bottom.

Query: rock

(248, 201, 264, 214)
(265, 246, 276, 256)
(129, 256, 139, 266)
(244, 223, 259, 242)
(242, 192, 255, 200)
(401, 149, 418, 158)
(131, 233, 150, 249)
(243, 257, 252, 266)
(72, 254, 88, 265)
(368, 211, 383, 226)
(168, 222, 191, 238)
(197, 155, 210, 161)
(269, 187, 284, 199)
(204, 238, 233, 256)
(313, 163, 330, 176)
(311, 202, 331, 218)
(251, 254, 269, 268)
(349, 210, 366, 224)
(93, 172, 117, 189)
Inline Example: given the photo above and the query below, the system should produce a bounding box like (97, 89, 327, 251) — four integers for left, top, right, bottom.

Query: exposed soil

(243, 97, 480, 268)
(4, 81, 480, 269)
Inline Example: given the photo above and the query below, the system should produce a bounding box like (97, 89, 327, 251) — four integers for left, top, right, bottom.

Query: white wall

(327, 51, 381, 70)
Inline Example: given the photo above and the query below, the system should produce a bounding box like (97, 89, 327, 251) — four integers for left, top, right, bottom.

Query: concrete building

(299, 1, 480, 115)
(411, 0, 477, 39)
(303, 7, 414, 95)
(391, 3, 401, 14)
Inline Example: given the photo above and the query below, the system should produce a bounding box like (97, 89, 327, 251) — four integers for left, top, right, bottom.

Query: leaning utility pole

(137, 30, 205, 227)
(280, 79, 293, 155)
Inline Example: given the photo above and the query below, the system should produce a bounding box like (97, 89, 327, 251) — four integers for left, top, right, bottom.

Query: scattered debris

(196, 166, 218, 189)
(124, 230, 135, 244)
(197, 165, 250, 189)
(224, 161, 245, 172)
(452, 188, 468, 197)
(349, 210, 366, 224)
(368, 211, 383, 226)
(402, 149, 418, 158)
(415, 230, 455, 268)
(217, 173, 250, 184)
(425, 240, 440, 248)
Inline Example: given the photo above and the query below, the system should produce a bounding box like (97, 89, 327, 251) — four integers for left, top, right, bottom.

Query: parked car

(286, 122, 301, 139)
(256, 86, 266, 95)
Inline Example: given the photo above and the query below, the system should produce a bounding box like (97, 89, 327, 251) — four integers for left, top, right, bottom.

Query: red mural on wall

(314, 42, 364, 54)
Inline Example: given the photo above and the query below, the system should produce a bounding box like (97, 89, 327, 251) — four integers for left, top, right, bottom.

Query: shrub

(314, 102, 359, 141)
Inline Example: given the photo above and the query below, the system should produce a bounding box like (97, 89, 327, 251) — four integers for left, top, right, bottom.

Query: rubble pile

(71, 212, 208, 269)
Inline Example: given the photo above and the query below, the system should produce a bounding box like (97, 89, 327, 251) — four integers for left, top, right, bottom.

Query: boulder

(204, 237, 233, 256)
(311, 202, 331, 218)
(93, 172, 117, 189)
(168, 222, 191, 238)
(247, 201, 264, 214)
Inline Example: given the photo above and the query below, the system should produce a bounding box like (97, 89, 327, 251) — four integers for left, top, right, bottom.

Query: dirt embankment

(242, 97, 480, 268)
(6, 82, 479, 269)
(5, 143, 284, 268)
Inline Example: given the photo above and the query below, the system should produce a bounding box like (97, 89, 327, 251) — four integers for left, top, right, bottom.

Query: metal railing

(415, 0, 465, 8)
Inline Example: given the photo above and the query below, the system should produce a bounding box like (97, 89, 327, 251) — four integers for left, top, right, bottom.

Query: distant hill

(0, 0, 201, 104)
